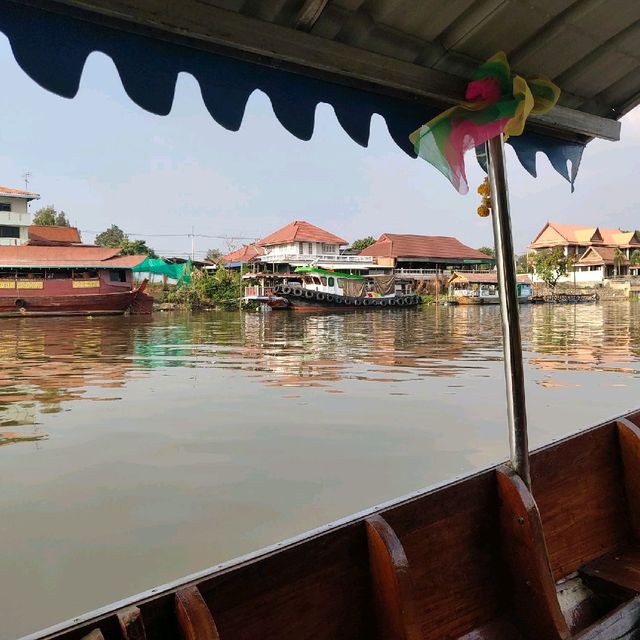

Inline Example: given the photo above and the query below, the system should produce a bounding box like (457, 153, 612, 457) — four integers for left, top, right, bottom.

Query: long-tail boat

(2, 1, 639, 639)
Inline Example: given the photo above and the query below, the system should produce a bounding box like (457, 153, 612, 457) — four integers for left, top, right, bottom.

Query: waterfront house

(359, 233, 494, 278)
(530, 222, 640, 284)
(0, 185, 40, 246)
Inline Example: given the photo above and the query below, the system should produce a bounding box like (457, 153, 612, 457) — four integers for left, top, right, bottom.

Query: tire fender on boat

(292, 288, 303, 297)
(304, 290, 314, 299)
(281, 286, 291, 295)
(326, 294, 334, 302)
(316, 293, 325, 301)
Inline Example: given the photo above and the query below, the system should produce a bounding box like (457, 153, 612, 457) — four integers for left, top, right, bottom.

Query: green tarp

(133, 258, 191, 284)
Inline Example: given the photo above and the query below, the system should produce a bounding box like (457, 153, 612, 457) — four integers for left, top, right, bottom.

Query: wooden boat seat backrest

(381, 472, 512, 639)
(530, 421, 632, 581)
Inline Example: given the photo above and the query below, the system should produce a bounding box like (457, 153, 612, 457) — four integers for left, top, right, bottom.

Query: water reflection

(2, 304, 640, 443)
(2, 303, 640, 639)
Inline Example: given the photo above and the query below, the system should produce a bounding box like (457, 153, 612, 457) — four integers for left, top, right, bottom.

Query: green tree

(531, 248, 574, 289)
(613, 247, 626, 276)
(120, 238, 158, 258)
(33, 205, 70, 226)
(515, 253, 531, 273)
(351, 236, 376, 251)
(95, 225, 157, 257)
(206, 248, 224, 263)
(95, 224, 126, 247)
(478, 246, 495, 258)
(630, 249, 640, 266)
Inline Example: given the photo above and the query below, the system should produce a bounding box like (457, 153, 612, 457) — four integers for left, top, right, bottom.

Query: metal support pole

(486, 136, 531, 489)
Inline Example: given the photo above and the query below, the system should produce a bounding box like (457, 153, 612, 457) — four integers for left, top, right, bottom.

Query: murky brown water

(2, 303, 640, 638)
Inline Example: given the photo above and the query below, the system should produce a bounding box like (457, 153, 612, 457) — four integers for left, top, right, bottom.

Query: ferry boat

(0, 245, 151, 317)
(271, 266, 420, 309)
(4, 2, 640, 640)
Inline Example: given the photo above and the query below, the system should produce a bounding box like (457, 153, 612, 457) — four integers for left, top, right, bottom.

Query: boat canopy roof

(448, 271, 532, 286)
(2, 1, 637, 191)
(295, 266, 363, 279)
(0, 245, 146, 269)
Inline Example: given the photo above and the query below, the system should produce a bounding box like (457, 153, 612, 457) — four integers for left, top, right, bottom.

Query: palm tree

(613, 247, 626, 277)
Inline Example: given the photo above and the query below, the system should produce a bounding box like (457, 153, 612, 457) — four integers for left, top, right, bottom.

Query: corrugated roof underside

(214, 0, 640, 119)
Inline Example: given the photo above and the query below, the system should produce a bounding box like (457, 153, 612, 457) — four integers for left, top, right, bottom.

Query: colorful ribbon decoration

(409, 52, 560, 194)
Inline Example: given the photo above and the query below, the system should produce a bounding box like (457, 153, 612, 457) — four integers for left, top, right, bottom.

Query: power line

(80, 229, 261, 241)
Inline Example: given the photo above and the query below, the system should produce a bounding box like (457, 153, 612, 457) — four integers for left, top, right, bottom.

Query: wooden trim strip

(365, 515, 421, 640)
(116, 606, 146, 640)
(175, 586, 220, 640)
(496, 465, 570, 639)
(617, 419, 640, 539)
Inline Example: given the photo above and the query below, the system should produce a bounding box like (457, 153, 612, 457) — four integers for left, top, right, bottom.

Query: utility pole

(191, 226, 195, 261)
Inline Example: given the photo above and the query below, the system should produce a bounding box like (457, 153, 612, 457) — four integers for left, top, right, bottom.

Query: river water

(2, 303, 640, 638)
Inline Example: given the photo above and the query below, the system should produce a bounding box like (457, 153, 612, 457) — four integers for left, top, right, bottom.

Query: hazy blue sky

(0, 35, 638, 258)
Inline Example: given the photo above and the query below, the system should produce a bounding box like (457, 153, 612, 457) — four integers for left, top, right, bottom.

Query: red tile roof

(28, 225, 82, 245)
(0, 185, 40, 199)
(0, 245, 135, 268)
(223, 243, 264, 263)
(359, 234, 492, 261)
(258, 220, 347, 247)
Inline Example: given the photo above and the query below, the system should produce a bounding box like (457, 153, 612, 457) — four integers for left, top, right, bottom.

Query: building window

(0, 225, 20, 238)
(322, 243, 335, 253)
(0, 203, 10, 212)
(307, 242, 313, 254)
(109, 269, 127, 283)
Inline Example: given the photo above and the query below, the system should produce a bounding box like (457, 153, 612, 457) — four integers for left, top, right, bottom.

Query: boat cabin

(295, 267, 398, 299)
(448, 271, 532, 303)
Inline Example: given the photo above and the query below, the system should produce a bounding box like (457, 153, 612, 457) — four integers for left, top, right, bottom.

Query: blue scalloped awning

(0, 2, 584, 188)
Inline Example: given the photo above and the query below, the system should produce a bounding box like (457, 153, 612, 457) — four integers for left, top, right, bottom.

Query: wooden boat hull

(21, 408, 640, 640)
(0, 291, 143, 317)
(271, 286, 420, 310)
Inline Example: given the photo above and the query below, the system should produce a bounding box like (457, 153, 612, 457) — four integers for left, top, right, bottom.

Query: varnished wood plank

(581, 545, 640, 597)
(116, 606, 146, 640)
(531, 422, 631, 580)
(617, 419, 640, 539)
(175, 586, 220, 640)
(383, 471, 506, 639)
(496, 466, 569, 640)
(80, 631, 104, 640)
(573, 596, 640, 640)
(365, 515, 421, 640)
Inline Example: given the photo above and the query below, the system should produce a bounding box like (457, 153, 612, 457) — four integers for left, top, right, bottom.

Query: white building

(0, 185, 40, 246)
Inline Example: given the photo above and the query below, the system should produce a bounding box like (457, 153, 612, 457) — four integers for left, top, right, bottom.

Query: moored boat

(270, 267, 420, 309)
(0, 246, 151, 317)
(448, 271, 532, 305)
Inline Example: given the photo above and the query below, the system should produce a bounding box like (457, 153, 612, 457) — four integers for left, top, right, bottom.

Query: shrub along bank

(163, 268, 244, 310)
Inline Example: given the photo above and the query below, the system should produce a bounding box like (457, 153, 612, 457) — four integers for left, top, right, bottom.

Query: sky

(0, 35, 639, 259)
